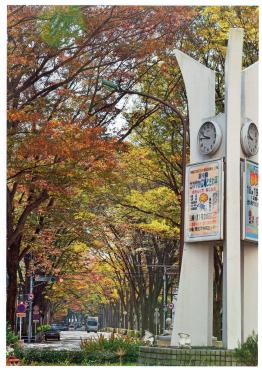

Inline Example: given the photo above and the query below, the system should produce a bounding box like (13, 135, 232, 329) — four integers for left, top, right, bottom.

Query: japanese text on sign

(243, 160, 258, 241)
(185, 159, 223, 242)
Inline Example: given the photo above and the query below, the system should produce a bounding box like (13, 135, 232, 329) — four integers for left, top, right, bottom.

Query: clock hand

(199, 135, 211, 140)
(248, 133, 253, 141)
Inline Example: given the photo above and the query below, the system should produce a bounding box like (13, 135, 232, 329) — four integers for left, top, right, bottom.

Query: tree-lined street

(6, 4, 258, 366)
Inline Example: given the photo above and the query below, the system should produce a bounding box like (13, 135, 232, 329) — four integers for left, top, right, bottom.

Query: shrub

(84, 349, 117, 364)
(234, 332, 258, 366)
(14, 348, 85, 365)
(80, 333, 143, 363)
(6, 324, 19, 347)
(36, 324, 51, 333)
(14, 333, 143, 365)
(115, 347, 126, 365)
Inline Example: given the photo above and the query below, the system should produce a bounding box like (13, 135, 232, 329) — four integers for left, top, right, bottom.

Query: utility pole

(170, 285, 173, 320)
(162, 266, 167, 332)
(27, 274, 33, 343)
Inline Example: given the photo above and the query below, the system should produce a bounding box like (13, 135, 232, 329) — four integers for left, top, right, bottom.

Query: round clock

(197, 120, 222, 155)
(241, 120, 259, 157)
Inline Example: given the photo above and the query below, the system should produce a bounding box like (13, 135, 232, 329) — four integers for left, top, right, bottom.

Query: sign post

(19, 317, 22, 340)
(16, 303, 26, 341)
(28, 274, 34, 343)
(32, 305, 40, 334)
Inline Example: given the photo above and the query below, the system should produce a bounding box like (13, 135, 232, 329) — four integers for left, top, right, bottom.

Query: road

(24, 331, 111, 351)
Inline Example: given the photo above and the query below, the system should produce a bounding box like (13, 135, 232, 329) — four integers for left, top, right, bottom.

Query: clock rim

(197, 120, 222, 155)
(241, 119, 259, 157)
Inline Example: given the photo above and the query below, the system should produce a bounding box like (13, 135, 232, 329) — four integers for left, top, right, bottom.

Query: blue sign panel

(244, 160, 258, 241)
(17, 303, 26, 313)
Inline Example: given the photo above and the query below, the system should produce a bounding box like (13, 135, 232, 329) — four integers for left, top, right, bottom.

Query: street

(24, 331, 111, 351)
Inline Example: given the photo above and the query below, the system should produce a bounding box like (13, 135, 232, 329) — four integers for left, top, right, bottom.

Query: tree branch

(8, 190, 49, 248)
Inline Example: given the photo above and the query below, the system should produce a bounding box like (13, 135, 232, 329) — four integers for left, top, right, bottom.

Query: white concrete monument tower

(171, 28, 258, 349)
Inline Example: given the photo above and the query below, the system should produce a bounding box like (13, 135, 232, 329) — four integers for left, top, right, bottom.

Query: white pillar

(241, 242, 258, 341)
(223, 28, 243, 349)
(171, 51, 216, 346)
(241, 61, 258, 342)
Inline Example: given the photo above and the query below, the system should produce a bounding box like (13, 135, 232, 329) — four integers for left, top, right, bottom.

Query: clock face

(247, 123, 258, 156)
(241, 121, 259, 157)
(197, 121, 222, 155)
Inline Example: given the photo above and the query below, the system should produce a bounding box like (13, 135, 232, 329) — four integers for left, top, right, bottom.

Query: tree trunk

(7, 236, 21, 329)
(129, 291, 134, 330)
(141, 299, 149, 334)
(133, 301, 140, 331)
(213, 245, 223, 339)
(148, 296, 158, 333)
(7, 185, 49, 329)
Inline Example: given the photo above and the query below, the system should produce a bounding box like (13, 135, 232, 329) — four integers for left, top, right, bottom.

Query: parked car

(51, 323, 68, 331)
(61, 324, 68, 331)
(44, 329, 60, 341)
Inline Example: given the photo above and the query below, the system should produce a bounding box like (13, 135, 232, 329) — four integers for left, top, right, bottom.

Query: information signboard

(242, 160, 258, 242)
(185, 159, 224, 242)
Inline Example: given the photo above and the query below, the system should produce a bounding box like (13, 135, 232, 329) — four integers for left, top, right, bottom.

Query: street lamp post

(154, 307, 160, 335)
(27, 274, 34, 343)
(123, 310, 127, 329)
(101, 80, 187, 273)
(162, 266, 167, 332)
